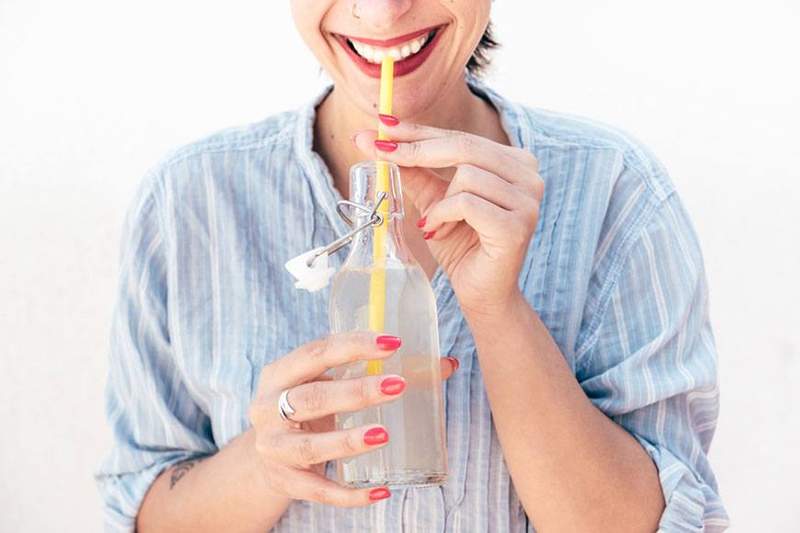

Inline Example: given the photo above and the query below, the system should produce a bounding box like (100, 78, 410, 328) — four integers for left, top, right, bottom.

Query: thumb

(399, 166, 447, 216)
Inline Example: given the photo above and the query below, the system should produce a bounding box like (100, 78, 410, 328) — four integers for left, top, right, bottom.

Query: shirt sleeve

(576, 193, 729, 532)
(94, 175, 217, 532)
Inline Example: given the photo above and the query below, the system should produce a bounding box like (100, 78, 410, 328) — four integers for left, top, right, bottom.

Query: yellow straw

(367, 56, 394, 376)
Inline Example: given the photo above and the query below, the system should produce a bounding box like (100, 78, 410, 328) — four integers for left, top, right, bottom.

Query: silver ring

(278, 388, 297, 423)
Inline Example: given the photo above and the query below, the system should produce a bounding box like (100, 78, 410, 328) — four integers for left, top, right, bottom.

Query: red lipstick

(345, 26, 436, 47)
(334, 25, 445, 79)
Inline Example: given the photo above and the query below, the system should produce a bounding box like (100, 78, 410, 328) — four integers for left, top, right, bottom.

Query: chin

(386, 88, 440, 120)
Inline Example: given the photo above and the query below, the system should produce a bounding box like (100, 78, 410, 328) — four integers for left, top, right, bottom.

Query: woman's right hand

(247, 331, 457, 508)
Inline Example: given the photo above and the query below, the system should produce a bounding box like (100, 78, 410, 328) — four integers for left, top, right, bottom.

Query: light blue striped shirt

(95, 76, 728, 532)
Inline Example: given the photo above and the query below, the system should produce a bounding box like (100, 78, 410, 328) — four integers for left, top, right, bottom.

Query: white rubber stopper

(284, 247, 336, 292)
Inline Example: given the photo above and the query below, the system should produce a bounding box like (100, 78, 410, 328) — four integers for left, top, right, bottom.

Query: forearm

(464, 293, 664, 532)
(137, 429, 290, 533)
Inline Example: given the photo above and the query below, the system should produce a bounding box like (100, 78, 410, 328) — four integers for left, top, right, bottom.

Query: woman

(96, 1, 728, 531)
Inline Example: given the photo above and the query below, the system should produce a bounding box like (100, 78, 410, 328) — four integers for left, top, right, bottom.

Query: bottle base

(344, 471, 447, 489)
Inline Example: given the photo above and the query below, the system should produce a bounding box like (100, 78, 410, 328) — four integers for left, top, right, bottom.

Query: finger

(282, 468, 391, 507)
(354, 128, 448, 208)
(376, 119, 451, 142)
(440, 356, 459, 380)
(266, 332, 402, 390)
(422, 192, 513, 241)
(443, 164, 521, 211)
(414, 165, 518, 240)
(379, 120, 543, 193)
(353, 130, 453, 217)
(271, 424, 390, 467)
(285, 375, 406, 422)
(401, 166, 448, 215)
(355, 128, 529, 184)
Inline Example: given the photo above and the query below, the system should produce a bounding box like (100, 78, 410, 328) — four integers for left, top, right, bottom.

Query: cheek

(291, 0, 330, 47)
(444, 0, 492, 60)
(453, 0, 491, 35)
(452, 0, 492, 18)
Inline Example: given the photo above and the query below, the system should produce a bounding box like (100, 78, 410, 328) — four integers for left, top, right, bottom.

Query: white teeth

(350, 40, 370, 61)
(348, 32, 431, 64)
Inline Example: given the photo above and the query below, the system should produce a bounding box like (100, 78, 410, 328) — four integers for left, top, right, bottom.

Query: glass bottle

(329, 161, 447, 488)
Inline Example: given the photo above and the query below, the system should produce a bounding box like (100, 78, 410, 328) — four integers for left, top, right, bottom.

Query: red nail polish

(376, 335, 402, 350)
(374, 140, 398, 152)
(378, 114, 400, 127)
(447, 356, 460, 371)
(416, 216, 427, 228)
(380, 377, 406, 395)
(369, 487, 391, 501)
(423, 231, 436, 240)
(364, 427, 389, 445)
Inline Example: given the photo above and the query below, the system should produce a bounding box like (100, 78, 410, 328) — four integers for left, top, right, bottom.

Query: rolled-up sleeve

(577, 193, 729, 532)
(95, 174, 216, 532)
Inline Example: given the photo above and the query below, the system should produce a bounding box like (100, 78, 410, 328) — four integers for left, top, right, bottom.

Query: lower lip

(336, 28, 444, 79)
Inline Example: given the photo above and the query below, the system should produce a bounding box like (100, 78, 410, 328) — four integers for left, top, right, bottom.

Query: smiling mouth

(333, 25, 444, 78)
(346, 29, 436, 64)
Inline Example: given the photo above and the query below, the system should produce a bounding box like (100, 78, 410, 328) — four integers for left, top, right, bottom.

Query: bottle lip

(350, 160, 401, 173)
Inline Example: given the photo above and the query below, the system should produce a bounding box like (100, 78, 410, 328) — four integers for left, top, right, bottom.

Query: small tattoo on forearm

(169, 459, 200, 489)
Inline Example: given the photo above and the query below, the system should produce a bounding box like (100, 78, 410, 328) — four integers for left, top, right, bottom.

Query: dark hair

(466, 22, 499, 76)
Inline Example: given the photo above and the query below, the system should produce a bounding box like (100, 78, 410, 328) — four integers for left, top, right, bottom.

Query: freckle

(371, 102, 377, 109)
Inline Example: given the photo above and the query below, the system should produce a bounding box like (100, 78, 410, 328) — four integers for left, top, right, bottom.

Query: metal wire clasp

(307, 192, 387, 266)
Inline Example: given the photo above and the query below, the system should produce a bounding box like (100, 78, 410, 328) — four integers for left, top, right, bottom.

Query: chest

(163, 143, 620, 445)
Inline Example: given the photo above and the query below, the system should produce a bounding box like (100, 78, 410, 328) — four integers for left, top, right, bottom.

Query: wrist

(461, 289, 530, 327)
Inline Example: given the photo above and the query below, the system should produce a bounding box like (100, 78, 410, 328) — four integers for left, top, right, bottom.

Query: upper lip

(338, 25, 442, 47)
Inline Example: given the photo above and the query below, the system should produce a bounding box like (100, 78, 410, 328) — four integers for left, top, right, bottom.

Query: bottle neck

(345, 161, 415, 268)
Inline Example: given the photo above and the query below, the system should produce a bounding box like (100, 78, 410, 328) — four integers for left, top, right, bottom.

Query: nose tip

(354, 0, 413, 30)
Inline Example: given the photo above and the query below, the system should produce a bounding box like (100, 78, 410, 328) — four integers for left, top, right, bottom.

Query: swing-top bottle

(329, 160, 448, 488)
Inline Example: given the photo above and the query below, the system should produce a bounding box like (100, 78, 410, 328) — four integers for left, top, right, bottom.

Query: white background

(1, 1, 798, 531)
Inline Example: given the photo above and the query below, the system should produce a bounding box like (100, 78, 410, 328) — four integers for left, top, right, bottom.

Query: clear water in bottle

(329, 161, 447, 488)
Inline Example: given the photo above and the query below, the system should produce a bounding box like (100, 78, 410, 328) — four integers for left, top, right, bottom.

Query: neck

(314, 75, 506, 199)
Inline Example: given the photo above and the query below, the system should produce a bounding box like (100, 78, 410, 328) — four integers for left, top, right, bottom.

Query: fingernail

(380, 376, 406, 395)
(446, 356, 460, 372)
(378, 114, 400, 127)
(416, 216, 427, 228)
(374, 140, 398, 152)
(369, 487, 391, 501)
(423, 231, 436, 240)
(364, 427, 389, 445)
(376, 335, 402, 350)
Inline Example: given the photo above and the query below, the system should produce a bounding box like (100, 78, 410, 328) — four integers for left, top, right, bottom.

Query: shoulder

(131, 108, 303, 212)
(145, 108, 300, 188)
(120, 107, 307, 255)
(159, 109, 299, 169)
(511, 103, 689, 260)
(499, 98, 706, 336)
(515, 104, 674, 203)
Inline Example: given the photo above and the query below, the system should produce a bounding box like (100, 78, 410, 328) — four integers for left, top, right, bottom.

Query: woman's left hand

(354, 118, 544, 316)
